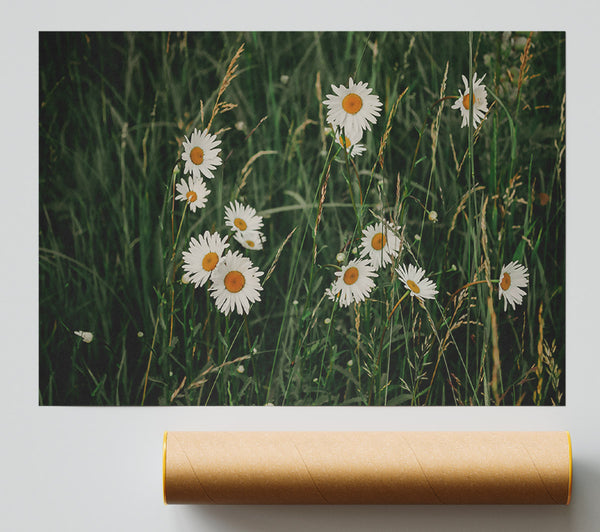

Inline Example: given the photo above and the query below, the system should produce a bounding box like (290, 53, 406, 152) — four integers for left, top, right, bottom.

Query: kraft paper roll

(163, 431, 572, 505)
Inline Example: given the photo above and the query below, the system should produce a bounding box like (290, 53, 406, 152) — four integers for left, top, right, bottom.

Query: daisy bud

(74, 330, 93, 343)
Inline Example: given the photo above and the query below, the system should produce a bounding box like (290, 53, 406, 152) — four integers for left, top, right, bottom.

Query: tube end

(566, 431, 573, 505)
(163, 431, 168, 505)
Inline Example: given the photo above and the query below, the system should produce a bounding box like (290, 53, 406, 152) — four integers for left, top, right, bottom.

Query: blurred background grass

(39, 31, 565, 406)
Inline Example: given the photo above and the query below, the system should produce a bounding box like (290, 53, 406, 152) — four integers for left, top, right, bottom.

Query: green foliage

(39, 31, 565, 406)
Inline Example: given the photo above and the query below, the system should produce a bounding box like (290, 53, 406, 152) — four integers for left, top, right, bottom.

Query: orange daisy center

(246, 240, 255, 248)
(371, 232, 386, 251)
(190, 146, 204, 165)
(500, 272, 511, 291)
(202, 252, 219, 272)
(339, 134, 352, 149)
(462, 93, 473, 110)
(234, 217, 248, 231)
(343, 266, 359, 285)
(186, 190, 198, 203)
(342, 93, 363, 114)
(224, 270, 246, 293)
(407, 279, 420, 294)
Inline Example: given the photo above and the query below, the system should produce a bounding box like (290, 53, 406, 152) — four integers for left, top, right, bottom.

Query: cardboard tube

(163, 431, 572, 505)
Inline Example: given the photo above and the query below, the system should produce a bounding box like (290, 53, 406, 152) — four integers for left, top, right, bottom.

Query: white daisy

(175, 176, 210, 213)
(325, 287, 338, 302)
(224, 200, 264, 233)
(335, 130, 366, 158)
(360, 222, 402, 270)
(396, 264, 438, 301)
(451, 72, 489, 129)
(323, 78, 383, 139)
(181, 128, 222, 179)
(498, 261, 529, 311)
(182, 231, 229, 288)
(233, 230, 266, 251)
(74, 330, 93, 343)
(327, 259, 377, 307)
(209, 251, 264, 316)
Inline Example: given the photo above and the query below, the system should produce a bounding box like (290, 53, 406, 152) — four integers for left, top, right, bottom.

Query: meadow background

(39, 31, 565, 406)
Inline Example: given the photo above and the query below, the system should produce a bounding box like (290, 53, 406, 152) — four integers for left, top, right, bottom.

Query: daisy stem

(388, 290, 411, 323)
(172, 202, 188, 256)
(468, 32, 474, 151)
(243, 316, 252, 351)
(338, 139, 359, 220)
(344, 172, 358, 213)
(465, 31, 482, 396)
(431, 95, 457, 107)
(171, 171, 176, 248)
(465, 32, 481, 277)
(341, 134, 363, 207)
(169, 203, 187, 346)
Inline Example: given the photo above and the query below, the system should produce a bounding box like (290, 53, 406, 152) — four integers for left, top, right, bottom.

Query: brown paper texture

(163, 431, 572, 505)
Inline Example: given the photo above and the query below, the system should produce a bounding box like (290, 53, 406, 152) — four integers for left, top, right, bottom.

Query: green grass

(39, 31, 565, 406)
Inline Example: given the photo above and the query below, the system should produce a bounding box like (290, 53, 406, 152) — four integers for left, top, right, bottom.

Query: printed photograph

(39, 31, 565, 406)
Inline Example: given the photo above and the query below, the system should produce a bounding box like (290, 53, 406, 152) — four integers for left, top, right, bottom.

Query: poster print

(39, 31, 565, 406)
